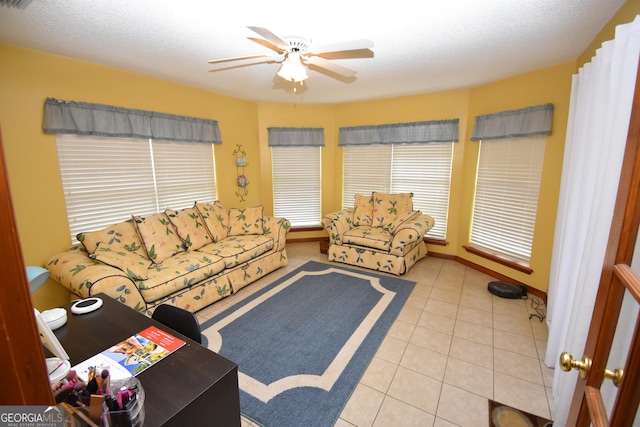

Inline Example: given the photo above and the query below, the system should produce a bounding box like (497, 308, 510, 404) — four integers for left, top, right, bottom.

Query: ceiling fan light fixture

(209, 27, 372, 90)
(276, 51, 308, 82)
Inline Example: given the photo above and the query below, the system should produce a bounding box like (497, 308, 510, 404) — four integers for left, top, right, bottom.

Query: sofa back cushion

(371, 192, 414, 228)
(228, 206, 264, 236)
(352, 194, 373, 226)
(77, 220, 144, 255)
(195, 201, 229, 242)
(133, 213, 186, 263)
(90, 241, 152, 280)
(165, 207, 212, 250)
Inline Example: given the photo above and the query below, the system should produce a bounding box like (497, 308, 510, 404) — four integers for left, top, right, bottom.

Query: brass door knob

(560, 352, 623, 387)
(604, 367, 624, 388)
(560, 352, 592, 379)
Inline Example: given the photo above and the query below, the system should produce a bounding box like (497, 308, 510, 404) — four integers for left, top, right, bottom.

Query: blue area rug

(199, 261, 415, 427)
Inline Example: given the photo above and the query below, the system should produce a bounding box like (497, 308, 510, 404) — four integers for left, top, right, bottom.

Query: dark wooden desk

(53, 294, 241, 426)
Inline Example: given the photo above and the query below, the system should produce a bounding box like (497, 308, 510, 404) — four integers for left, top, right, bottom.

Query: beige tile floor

(195, 242, 555, 427)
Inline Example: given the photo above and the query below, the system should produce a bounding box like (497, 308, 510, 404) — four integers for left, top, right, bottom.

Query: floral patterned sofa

(322, 192, 434, 275)
(45, 202, 290, 314)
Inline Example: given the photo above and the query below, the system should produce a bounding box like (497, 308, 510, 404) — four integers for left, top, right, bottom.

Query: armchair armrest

(45, 246, 147, 312)
(389, 213, 435, 256)
(263, 216, 291, 251)
(321, 208, 354, 244)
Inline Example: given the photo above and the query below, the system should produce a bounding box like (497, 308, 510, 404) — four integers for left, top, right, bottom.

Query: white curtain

(545, 16, 640, 426)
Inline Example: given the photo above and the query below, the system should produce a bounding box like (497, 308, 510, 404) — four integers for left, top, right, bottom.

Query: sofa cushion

(77, 220, 144, 255)
(343, 226, 393, 252)
(90, 242, 152, 280)
(165, 207, 213, 250)
(228, 206, 264, 236)
(132, 213, 186, 264)
(371, 192, 413, 228)
(195, 201, 229, 242)
(198, 235, 274, 268)
(385, 210, 420, 234)
(137, 251, 227, 302)
(352, 194, 373, 226)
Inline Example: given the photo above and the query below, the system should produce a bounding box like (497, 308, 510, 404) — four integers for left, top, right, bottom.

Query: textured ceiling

(0, 0, 626, 104)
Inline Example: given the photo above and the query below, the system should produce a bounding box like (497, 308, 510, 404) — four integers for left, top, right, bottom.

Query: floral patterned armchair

(321, 192, 434, 275)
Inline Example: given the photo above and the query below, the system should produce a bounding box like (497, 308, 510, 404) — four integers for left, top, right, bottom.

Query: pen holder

(62, 377, 145, 427)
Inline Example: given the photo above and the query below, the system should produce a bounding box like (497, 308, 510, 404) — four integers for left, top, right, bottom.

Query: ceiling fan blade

(208, 58, 281, 72)
(305, 56, 357, 77)
(248, 37, 286, 54)
(209, 54, 284, 72)
(308, 39, 374, 55)
(247, 26, 290, 51)
(208, 54, 274, 64)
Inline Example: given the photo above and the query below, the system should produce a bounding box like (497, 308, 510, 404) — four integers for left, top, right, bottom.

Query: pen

(48, 361, 65, 376)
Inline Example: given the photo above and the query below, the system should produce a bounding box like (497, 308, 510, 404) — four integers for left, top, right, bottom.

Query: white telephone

(34, 308, 69, 361)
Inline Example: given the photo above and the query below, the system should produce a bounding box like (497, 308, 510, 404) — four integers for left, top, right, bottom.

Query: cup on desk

(41, 307, 67, 330)
(62, 376, 145, 427)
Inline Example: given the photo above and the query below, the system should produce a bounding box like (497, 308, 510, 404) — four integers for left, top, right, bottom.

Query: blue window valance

(338, 119, 459, 146)
(42, 98, 222, 144)
(268, 127, 325, 147)
(471, 103, 554, 141)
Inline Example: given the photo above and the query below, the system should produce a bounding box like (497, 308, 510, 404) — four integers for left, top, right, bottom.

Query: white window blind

(152, 140, 216, 211)
(470, 135, 545, 265)
(342, 145, 392, 207)
(343, 143, 453, 240)
(271, 146, 321, 227)
(56, 134, 217, 242)
(391, 143, 453, 240)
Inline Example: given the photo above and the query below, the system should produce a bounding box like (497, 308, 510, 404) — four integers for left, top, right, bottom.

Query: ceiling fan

(208, 26, 374, 87)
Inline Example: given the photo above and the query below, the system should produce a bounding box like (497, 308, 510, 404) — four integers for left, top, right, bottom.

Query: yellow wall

(1, 0, 638, 309)
(0, 45, 260, 309)
(256, 103, 336, 240)
(332, 89, 472, 249)
(327, 65, 572, 294)
(578, 0, 640, 68)
(462, 62, 574, 292)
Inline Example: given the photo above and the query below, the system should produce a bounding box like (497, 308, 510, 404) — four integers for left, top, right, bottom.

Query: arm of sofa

(389, 213, 435, 256)
(321, 208, 354, 245)
(263, 216, 291, 251)
(45, 246, 147, 312)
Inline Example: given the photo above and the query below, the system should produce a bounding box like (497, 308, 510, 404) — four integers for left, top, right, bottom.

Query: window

(342, 142, 454, 240)
(469, 135, 545, 265)
(339, 119, 458, 240)
(43, 98, 221, 242)
(468, 103, 554, 268)
(268, 127, 324, 228)
(271, 146, 322, 227)
(391, 143, 454, 240)
(56, 134, 217, 241)
(152, 140, 217, 209)
(342, 145, 391, 200)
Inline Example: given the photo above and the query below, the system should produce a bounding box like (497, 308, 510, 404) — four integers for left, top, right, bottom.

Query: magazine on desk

(72, 326, 186, 381)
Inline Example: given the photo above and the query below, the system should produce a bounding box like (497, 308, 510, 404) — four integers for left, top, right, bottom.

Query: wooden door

(0, 127, 53, 404)
(562, 61, 640, 426)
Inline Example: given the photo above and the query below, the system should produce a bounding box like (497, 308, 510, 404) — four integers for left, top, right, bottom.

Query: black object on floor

(488, 281, 527, 299)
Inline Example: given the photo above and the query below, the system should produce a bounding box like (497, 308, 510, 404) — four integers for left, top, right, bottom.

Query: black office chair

(151, 304, 202, 344)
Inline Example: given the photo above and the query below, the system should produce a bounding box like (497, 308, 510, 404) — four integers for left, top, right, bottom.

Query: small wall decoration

(233, 144, 248, 202)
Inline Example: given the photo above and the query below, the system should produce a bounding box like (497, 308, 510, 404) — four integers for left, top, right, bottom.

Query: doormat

(489, 399, 553, 427)
(200, 260, 415, 427)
